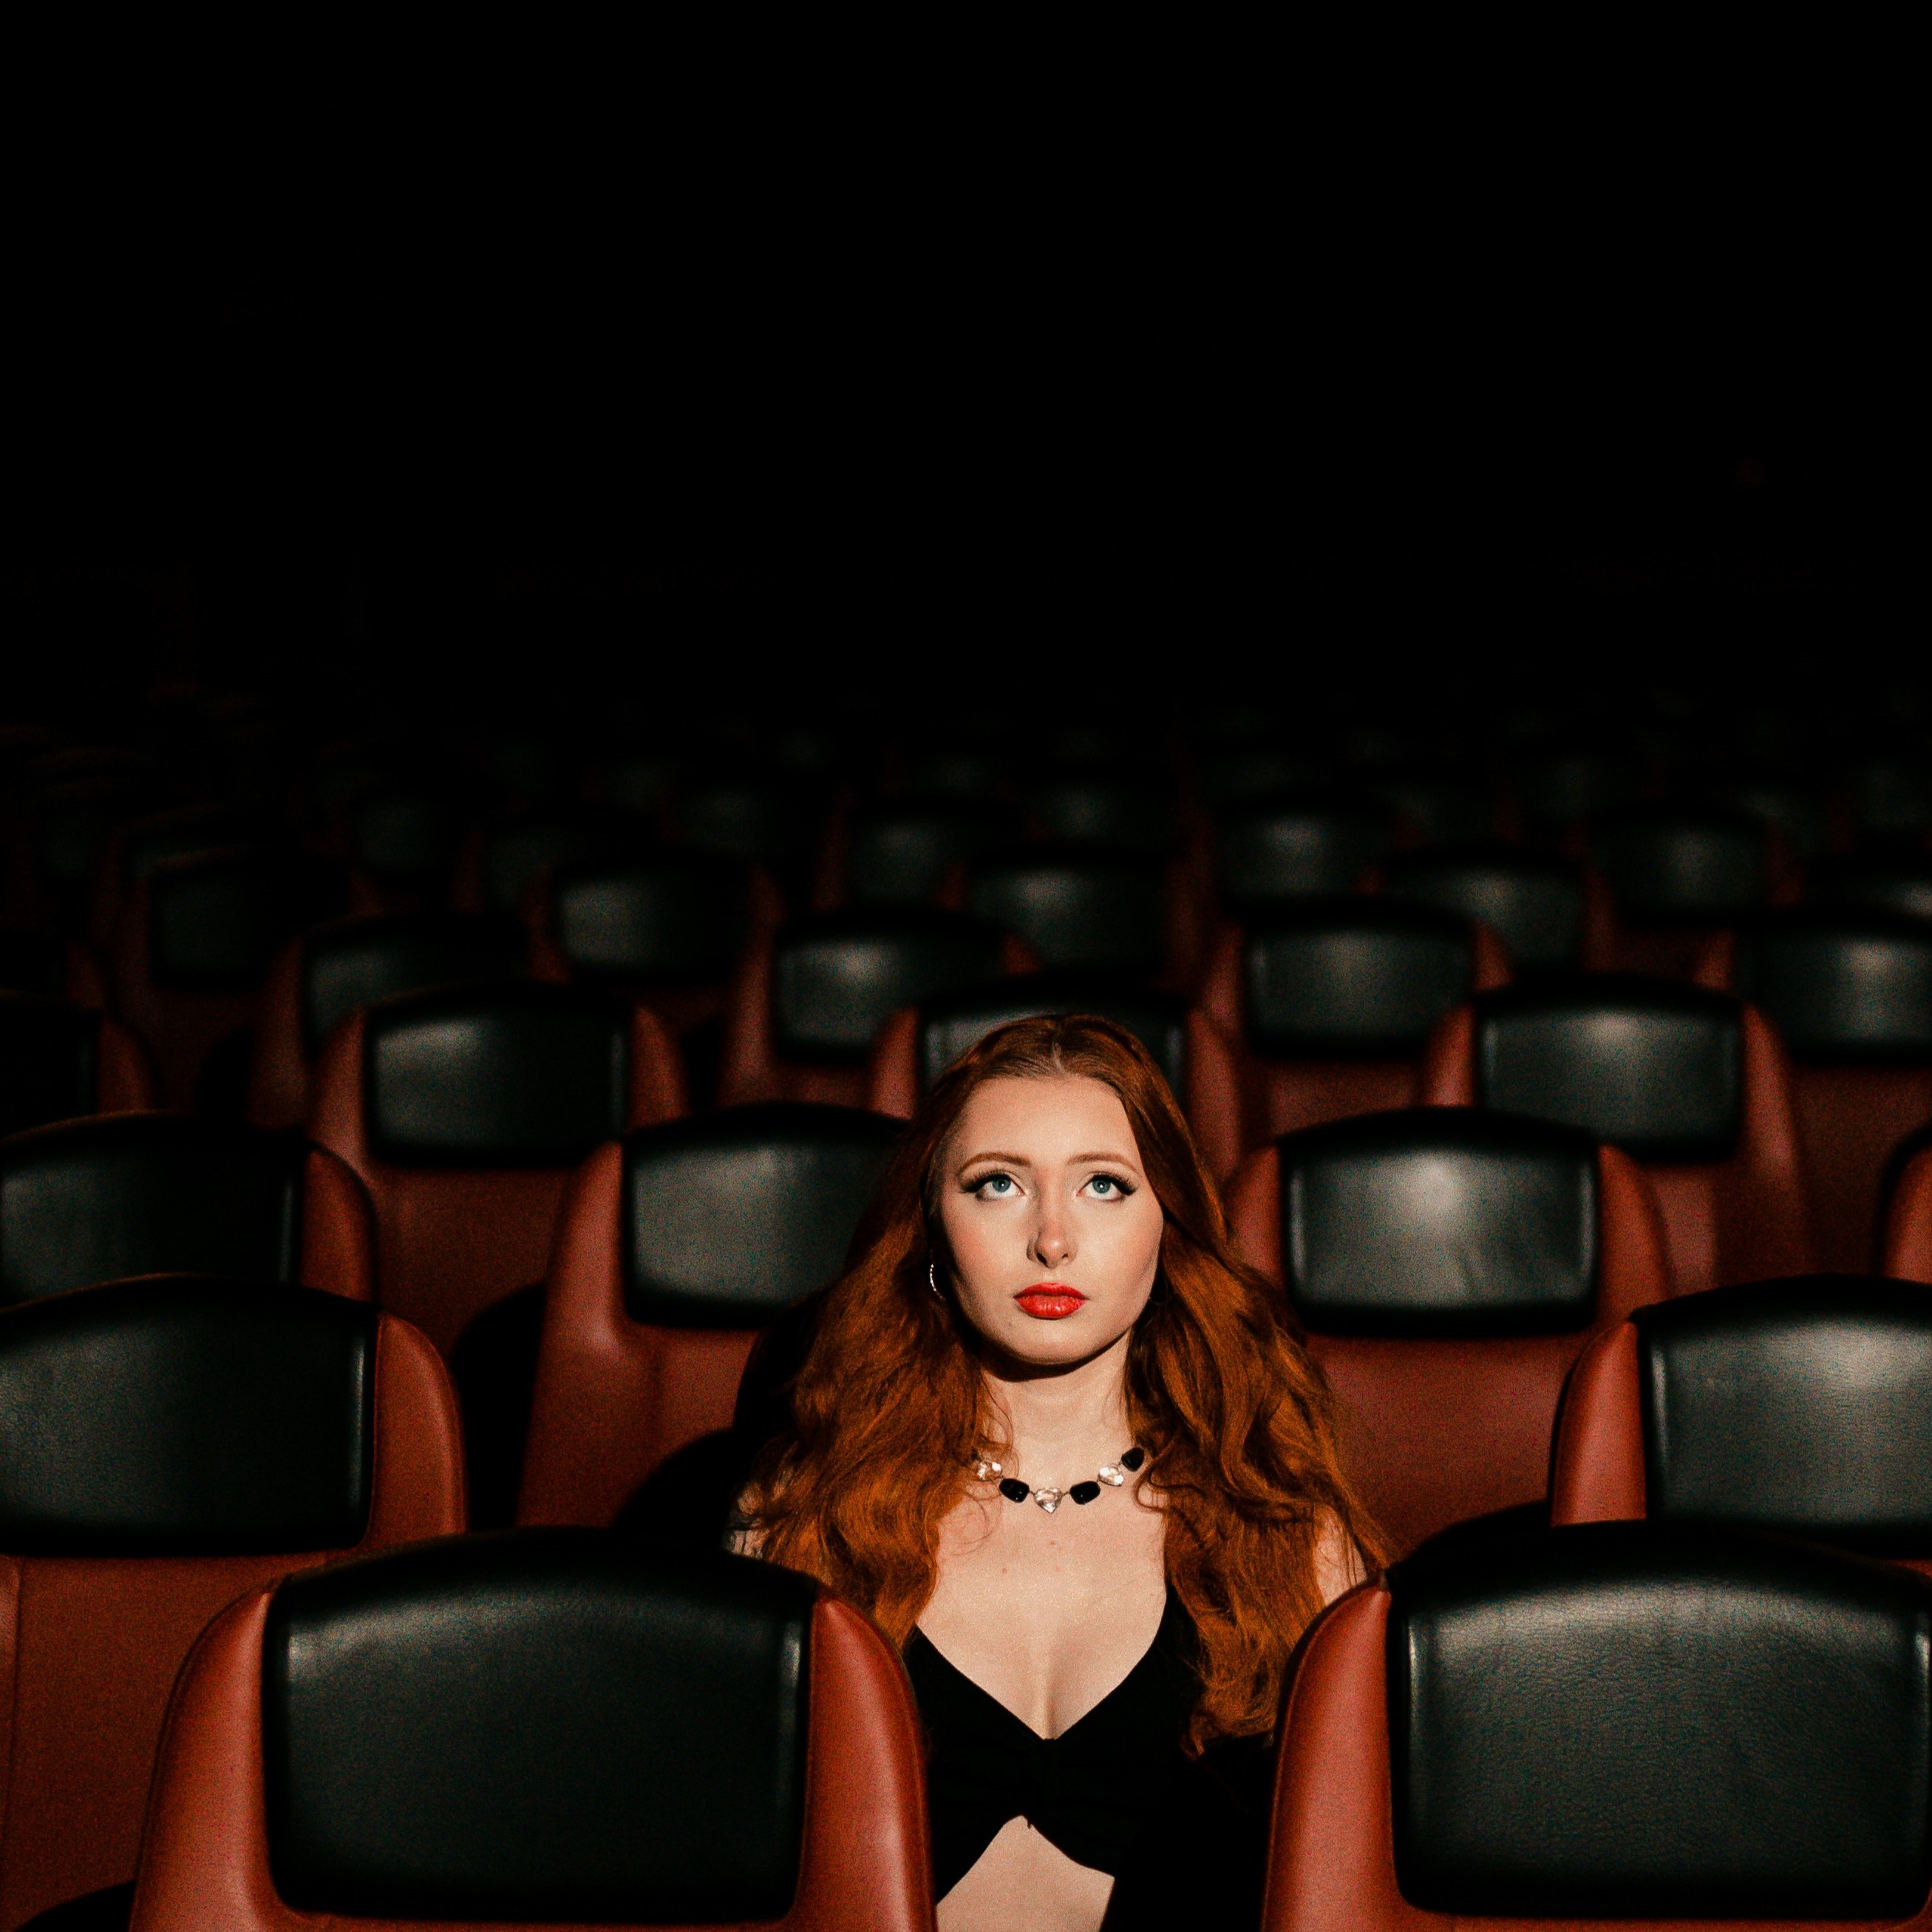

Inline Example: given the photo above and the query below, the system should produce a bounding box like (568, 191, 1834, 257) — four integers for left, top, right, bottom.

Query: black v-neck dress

(902, 1593, 1273, 1929)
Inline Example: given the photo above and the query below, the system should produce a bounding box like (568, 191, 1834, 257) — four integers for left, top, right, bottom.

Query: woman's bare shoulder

(1313, 1508, 1369, 1606)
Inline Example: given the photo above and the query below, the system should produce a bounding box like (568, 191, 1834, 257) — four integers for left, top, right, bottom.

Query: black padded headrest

(264, 1534, 814, 1922)
(1384, 844, 1583, 970)
(303, 912, 527, 1055)
(903, 746, 1009, 803)
(149, 848, 327, 991)
(350, 791, 460, 883)
(625, 1103, 899, 1326)
(1474, 977, 1743, 1161)
(1279, 1109, 1599, 1336)
(1373, 777, 1493, 846)
(1811, 855, 1932, 923)
(1216, 797, 1390, 908)
(1024, 777, 1175, 858)
(967, 847, 1165, 974)
(1243, 901, 1473, 1057)
(1633, 1276, 1932, 1551)
(1512, 749, 1642, 829)
(0, 928, 63, 999)
(1389, 1523, 1932, 1918)
(1735, 911, 1932, 1061)
(1593, 808, 1769, 924)
(919, 977, 1188, 1095)
(773, 909, 1007, 1062)
(481, 814, 641, 914)
(553, 852, 749, 984)
(1846, 758, 1932, 843)
(680, 775, 819, 868)
(0, 1278, 374, 1555)
(848, 806, 1010, 907)
(0, 993, 95, 1139)
(1, 1114, 302, 1304)
(1701, 778, 1826, 862)
(364, 983, 630, 1167)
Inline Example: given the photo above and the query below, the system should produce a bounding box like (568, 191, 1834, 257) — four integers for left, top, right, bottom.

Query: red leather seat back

(309, 984, 684, 1354)
(0, 1279, 462, 1927)
(520, 1106, 899, 1528)
(1228, 1112, 1675, 1553)
(1888, 1135, 1932, 1282)
(129, 1537, 931, 1931)
(1420, 979, 1814, 1294)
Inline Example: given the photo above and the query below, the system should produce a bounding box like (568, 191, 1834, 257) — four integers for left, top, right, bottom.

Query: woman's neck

(982, 1328, 1134, 1483)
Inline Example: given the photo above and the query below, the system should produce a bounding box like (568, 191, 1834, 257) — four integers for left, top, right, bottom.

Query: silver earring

(928, 1261, 942, 1298)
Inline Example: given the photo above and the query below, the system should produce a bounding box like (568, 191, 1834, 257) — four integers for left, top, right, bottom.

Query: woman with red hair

(741, 1014, 1378, 1930)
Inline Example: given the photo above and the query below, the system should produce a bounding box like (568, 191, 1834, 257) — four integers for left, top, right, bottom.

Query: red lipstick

(1015, 1282, 1087, 1320)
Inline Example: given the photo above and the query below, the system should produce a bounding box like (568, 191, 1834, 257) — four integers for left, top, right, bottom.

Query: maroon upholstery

(127, 1581, 933, 1932)
(1228, 1139, 1676, 1554)
(1419, 1001, 1814, 1296)
(307, 1006, 684, 1354)
(1888, 1143, 1932, 1283)
(0, 1315, 463, 1930)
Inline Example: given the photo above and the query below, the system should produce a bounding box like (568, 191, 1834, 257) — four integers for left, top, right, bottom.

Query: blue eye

(1088, 1174, 1128, 1198)
(978, 1174, 1017, 1198)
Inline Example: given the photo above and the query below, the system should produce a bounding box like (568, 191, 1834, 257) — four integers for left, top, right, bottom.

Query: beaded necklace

(970, 1446, 1145, 1514)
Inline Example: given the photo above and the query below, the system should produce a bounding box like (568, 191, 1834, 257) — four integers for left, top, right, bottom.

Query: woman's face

(935, 1073, 1165, 1369)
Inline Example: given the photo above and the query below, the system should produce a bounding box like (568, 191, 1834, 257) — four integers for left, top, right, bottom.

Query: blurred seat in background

(1590, 806, 1779, 979)
(1381, 843, 1599, 973)
(1718, 910, 1932, 1269)
(129, 1533, 931, 1932)
(344, 786, 465, 913)
(1809, 852, 1932, 920)
(1212, 795, 1391, 919)
(0, 1276, 463, 1929)
(1884, 1126, 1932, 1282)
(1228, 1109, 1675, 1553)
(1204, 901, 1510, 1149)
(4, 747, 154, 931)
(675, 770, 826, 903)
(967, 845, 1194, 987)
(719, 908, 1024, 1108)
(1024, 773, 1178, 862)
(0, 993, 154, 1137)
(1843, 755, 1932, 854)
(1508, 746, 1645, 842)
(835, 803, 1013, 908)
(1262, 1523, 1932, 1930)
(110, 845, 337, 1111)
(1421, 977, 1814, 1294)
(247, 912, 530, 1132)
(86, 802, 266, 950)
(1554, 1275, 1932, 1568)
(866, 976, 1242, 1180)
(308, 983, 684, 1354)
(518, 1103, 899, 1531)
(0, 1112, 373, 1306)
(452, 810, 642, 919)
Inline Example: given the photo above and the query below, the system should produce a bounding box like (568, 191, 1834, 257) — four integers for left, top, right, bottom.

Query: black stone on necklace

(973, 1446, 1145, 1514)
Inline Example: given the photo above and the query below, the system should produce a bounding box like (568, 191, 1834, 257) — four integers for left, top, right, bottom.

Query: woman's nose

(1032, 1208, 1072, 1268)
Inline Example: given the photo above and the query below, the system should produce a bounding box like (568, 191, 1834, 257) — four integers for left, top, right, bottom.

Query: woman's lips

(1015, 1285, 1087, 1320)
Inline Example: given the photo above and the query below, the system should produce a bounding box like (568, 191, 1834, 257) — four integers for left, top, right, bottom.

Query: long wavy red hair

(746, 1013, 1381, 1749)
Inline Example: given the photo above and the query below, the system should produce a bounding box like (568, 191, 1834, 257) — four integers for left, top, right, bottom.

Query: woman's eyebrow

(1070, 1149, 1140, 1166)
(956, 1149, 1035, 1168)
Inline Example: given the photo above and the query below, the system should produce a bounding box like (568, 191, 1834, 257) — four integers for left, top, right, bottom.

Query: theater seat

(1025, 775, 1177, 860)
(1214, 797, 1390, 914)
(126, 1532, 931, 1932)
(519, 1105, 899, 1528)
(840, 805, 1011, 908)
(1810, 854, 1932, 921)
(308, 984, 685, 1353)
(1720, 911, 1932, 1269)
(1592, 806, 1779, 979)
(1421, 976, 1814, 1294)
(0, 1115, 373, 1305)
(1382, 843, 1602, 972)
(110, 847, 332, 1110)
(967, 845, 1191, 983)
(1204, 902, 1511, 1149)
(719, 908, 1026, 1107)
(865, 976, 1243, 1180)
(1552, 1276, 1932, 1567)
(452, 812, 639, 917)
(344, 789, 463, 912)
(1885, 1129, 1932, 1282)
(246, 913, 530, 1132)
(1262, 1523, 1932, 1930)
(1228, 1109, 1675, 1551)
(0, 994, 154, 1137)
(0, 1277, 463, 1930)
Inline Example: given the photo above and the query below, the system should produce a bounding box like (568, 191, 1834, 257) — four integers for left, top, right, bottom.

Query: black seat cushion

(303, 912, 528, 1055)
(919, 977, 1187, 1094)
(1474, 978, 1743, 1161)
(0, 1278, 373, 1555)
(1244, 901, 1473, 1058)
(263, 1532, 814, 1922)
(0, 928, 64, 999)
(553, 852, 749, 984)
(967, 848, 1165, 974)
(1216, 798, 1390, 909)
(1734, 911, 1932, 1062)
(1278, 1109, 1599, 1336)
(772, 909, 1007, 1062)
(364, 983, 631, 1168)
(1, 1114, 302, 1304)
(0, 995, 96, 1140)
(1390, 1521, 1932, 1917)
(148, 848, 331, 992)
(1024, 778, 1175, 859)
(848, 806, 1010, 906)
(1810, 855, 1932, 923)
(625, 1103, 899, 1325)
(1593, 808, 1769, 925)
(1634, 1276, 1932, 1551)
(1384, 844, 1584, 970)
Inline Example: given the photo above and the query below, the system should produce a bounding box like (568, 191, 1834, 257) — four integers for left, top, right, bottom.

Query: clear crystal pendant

(1098, 1465, 1126, 1486)
(1033, 1488, 1064, 1514)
